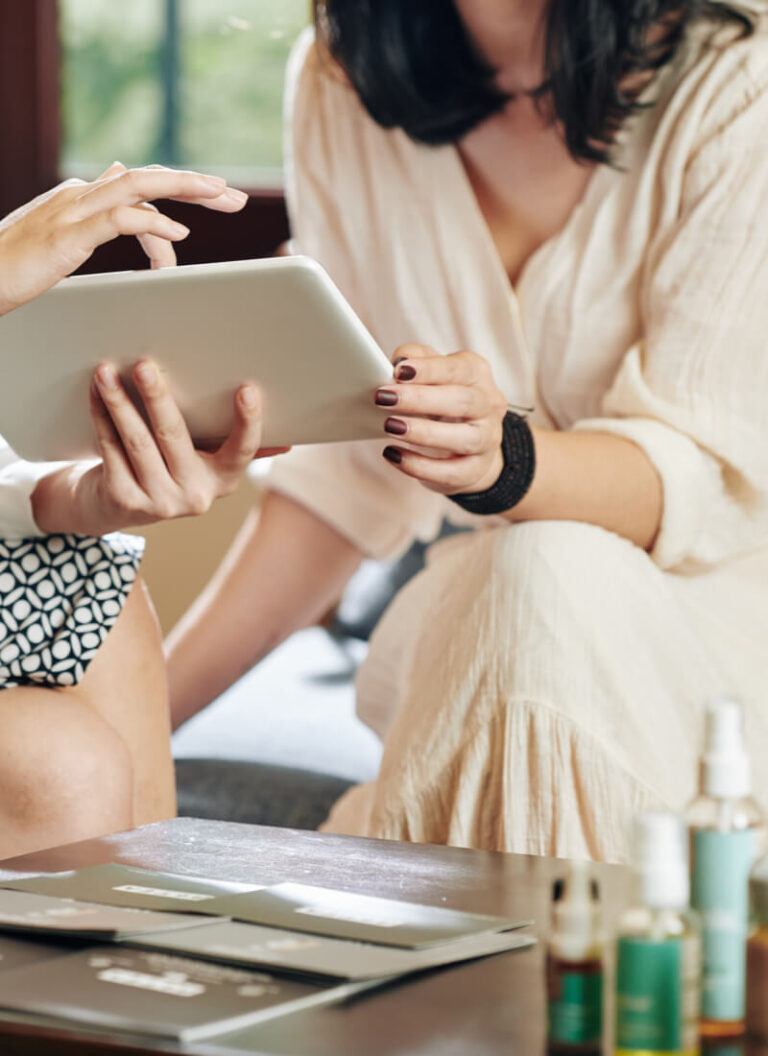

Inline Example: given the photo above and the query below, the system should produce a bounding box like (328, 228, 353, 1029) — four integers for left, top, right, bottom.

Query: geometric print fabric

(0, 532, 144, 688)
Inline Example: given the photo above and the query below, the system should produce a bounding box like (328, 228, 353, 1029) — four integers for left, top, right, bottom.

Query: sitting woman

(167, 0, 768, 861)
(0, 163, 269, 858)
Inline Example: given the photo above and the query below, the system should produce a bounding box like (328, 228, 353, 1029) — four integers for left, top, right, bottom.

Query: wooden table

(0, 817, 631, 1056)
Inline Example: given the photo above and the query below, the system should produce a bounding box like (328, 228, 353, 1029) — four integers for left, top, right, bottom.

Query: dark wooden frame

(0, 0, 289, 267)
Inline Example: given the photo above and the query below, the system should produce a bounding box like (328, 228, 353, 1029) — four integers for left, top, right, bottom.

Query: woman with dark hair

(168, 0, 768, 860)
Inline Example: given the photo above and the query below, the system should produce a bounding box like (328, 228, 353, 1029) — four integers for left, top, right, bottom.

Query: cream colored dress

(267, 14, 768, 862)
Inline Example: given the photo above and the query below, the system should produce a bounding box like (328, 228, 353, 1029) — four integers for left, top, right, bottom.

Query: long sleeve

(0, 439, 64, 539)
(572, 55, 768, 570)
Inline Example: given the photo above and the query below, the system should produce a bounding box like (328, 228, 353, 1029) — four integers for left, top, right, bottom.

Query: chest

(458, 104, 595, 287)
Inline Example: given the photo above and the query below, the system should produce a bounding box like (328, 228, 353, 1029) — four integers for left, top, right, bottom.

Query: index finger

(72, 168, 243, 219)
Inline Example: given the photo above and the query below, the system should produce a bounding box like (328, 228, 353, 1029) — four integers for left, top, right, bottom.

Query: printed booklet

(206, 882, 530, 949)
(3, 863, 260, 915)
(0, 889, 222, 940)
(3, 867, 530, 949)
(0, 945, 373, 1043)
(129, 917, 536, 981)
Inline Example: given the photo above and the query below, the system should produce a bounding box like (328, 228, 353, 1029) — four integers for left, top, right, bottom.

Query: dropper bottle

(546, 860, 603, 1053)
(615, 811, 701, 1056)
(687, 697, 766, 1038)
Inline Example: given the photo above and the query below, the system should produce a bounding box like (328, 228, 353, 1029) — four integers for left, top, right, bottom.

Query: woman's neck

(453, 0, 549, 94)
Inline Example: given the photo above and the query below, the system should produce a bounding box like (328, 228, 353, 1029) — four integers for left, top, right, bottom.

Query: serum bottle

(687, 697, 765, 1039)
(615, 812, 701, 1056)
(546, 860, 604, 1053)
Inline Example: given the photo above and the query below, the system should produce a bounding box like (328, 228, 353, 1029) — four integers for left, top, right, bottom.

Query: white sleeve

(572, 68, 768, 571)
(0, 439, 68, 540)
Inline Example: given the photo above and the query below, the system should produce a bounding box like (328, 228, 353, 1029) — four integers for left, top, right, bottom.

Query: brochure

(0, 946, 370, 1043)
(2, 863, 260, 915)
(207, 882, 531, 949)
(0, 934, 80, 974)
(3, 868, 531, 951)
(129, 917, 536, 981)
(0, 889, 222, 940)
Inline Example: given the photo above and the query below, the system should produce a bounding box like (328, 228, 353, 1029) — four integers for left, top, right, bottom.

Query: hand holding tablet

(30, 363, 281, 537)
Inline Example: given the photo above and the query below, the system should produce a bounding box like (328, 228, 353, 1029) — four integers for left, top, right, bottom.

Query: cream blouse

(267, 12, 768, 576)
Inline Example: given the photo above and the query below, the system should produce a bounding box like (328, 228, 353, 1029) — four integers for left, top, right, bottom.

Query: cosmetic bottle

(546, 860, 604, 1053)
(688, 698, 766, 1039)
(615, 811, 701, 1056)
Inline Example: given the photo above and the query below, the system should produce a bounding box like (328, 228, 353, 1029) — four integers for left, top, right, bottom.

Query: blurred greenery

(59, 0, 310, 183)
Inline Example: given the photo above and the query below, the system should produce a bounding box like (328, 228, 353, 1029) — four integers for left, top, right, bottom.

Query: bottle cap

(631, 811, 689, 910)
(700, 696, 751, 799)
(550, 860, 602, 961)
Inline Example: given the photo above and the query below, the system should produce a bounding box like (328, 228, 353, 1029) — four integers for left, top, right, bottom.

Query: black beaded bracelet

(448, 410, 536, 516)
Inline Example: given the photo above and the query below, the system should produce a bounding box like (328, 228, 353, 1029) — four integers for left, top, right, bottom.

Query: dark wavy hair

(314, 1, 753, 164)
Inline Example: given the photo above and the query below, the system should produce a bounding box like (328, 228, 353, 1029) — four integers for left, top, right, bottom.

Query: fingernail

(135, 361, 156, 385)
(375, 389, 399, 407)
(240, 385, 258, 409)
(384, 417, 408, 436)
(395, 364, 416, 381)
(170, 220, 190, 237)
(225, 188, 248, 204)
(383, 446, 402, 464)
(96, 365, 118, 390)
(204, 175, 227, 187)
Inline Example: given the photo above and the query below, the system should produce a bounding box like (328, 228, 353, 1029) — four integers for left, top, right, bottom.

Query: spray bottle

(687, 697, 766, 1038)
(615, 811, 701, 1056)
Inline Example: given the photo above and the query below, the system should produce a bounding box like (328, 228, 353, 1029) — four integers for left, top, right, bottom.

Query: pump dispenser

(687, 697, 766, 1037)
(546, 860, 603, 1052)
(615, 812, 701, 1056)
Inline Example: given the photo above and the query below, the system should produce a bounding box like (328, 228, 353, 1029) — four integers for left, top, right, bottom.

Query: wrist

(31, 463, 102, 536)
(460, 448, 504, 495)
(448, 411, 536, 516)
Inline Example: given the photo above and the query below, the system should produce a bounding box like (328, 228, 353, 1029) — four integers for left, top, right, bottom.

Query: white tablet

(0, 256, 394, 462)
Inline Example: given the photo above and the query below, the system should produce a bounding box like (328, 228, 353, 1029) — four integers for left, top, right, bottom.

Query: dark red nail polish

(375, 389, 399, 407)
(383, 446, 403, 464)
(385, 417, 408, 436)
(395, 364, 416, 381)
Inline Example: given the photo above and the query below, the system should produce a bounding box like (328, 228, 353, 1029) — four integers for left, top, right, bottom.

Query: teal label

(547, 962, 603, 1044)
(692, 828, 754, 1022)
(616, 937, 684, 1051)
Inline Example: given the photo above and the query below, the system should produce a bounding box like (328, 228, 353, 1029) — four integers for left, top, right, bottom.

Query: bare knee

(0, 689, 134, 858)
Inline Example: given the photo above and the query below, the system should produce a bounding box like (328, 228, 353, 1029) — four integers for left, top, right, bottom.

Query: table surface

(0, 817, 630, 1056)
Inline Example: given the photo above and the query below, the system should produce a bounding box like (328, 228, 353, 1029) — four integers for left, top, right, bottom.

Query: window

(60, 0, 309, 187)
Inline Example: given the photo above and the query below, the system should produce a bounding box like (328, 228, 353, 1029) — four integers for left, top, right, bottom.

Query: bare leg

(0, 575, 175, 859)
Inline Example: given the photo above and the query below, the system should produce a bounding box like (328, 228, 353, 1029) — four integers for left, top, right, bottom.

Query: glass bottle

(688, 698, 766, 1039)
(615, 812, 701, 1056)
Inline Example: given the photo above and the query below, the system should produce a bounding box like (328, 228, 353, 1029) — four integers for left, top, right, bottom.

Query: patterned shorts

(0, 532, 145, 689)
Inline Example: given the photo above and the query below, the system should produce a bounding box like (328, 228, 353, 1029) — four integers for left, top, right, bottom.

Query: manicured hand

(376, 344, 508, 494)
(0, 162, 249, 316)
(32, 361, 289, 536)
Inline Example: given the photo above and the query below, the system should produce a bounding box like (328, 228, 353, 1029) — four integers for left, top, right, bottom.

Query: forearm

(165, 489, 363, 730)
(509, 427, 663, 550)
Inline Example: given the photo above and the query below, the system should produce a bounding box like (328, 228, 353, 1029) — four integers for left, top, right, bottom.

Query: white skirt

(324, 521, 768, 862)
